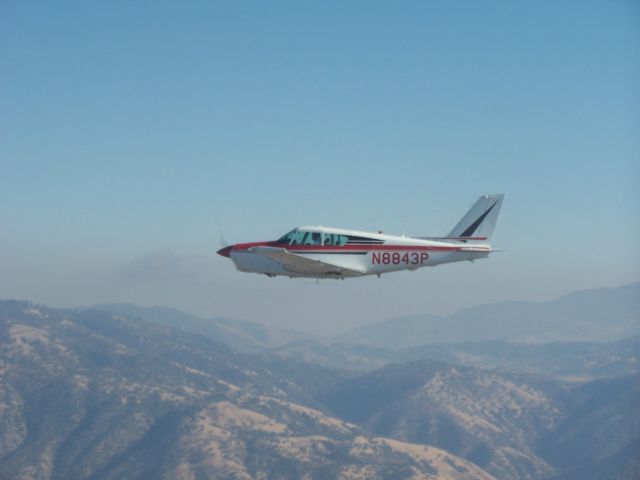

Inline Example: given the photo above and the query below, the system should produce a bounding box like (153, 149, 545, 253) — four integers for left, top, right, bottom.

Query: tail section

(447, 194, 505, 243)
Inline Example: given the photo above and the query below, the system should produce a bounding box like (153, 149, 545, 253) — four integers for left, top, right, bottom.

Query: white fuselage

(223, 226, 491, 279)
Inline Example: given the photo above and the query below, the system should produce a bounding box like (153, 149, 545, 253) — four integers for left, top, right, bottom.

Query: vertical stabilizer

(447, 194, 505, 242)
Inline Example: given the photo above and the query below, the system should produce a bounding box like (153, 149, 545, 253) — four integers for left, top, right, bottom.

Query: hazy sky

(2, 1, 639, 335)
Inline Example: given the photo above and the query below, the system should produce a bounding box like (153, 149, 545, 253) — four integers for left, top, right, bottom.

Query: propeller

(217, 233, 232, 258)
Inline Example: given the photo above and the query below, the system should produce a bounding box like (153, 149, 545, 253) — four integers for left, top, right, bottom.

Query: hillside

(0, 300, 493, 480)
(320, 361, 565, 479)
(320, 361, 640, 480)
(2, 295, 638, 480)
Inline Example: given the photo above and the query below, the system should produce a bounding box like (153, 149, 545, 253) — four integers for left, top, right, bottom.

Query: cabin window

(322, 233, 348, 246)
(280, 230, 348, 246)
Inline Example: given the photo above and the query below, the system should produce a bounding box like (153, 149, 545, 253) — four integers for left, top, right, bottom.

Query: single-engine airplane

(217, 194, 504, 279)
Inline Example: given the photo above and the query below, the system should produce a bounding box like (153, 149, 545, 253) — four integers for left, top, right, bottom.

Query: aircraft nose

(217, 246, 232, 258)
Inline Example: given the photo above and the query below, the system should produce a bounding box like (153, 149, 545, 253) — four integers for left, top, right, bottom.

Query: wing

(249, 246, 365, 277)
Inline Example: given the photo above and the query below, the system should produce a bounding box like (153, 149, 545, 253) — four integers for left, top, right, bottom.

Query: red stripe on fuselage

(229, 241, 464, 253)
(232, 241, 281, 250)
(288, 245, 458, 252)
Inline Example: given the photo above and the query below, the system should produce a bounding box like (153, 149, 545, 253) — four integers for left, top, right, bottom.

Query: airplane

(217, 194, 504, 279)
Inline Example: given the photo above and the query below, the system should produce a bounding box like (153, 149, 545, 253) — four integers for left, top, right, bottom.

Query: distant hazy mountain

(275, 340, 398, 372)
(0, 300, 493, 480)
(276, 336, 640, 379)
(91, 303, 313, 352)
(337, 283, 640, 348)
(402, 336, 640, 379)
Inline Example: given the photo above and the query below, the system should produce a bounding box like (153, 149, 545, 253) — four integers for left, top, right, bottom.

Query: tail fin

(447, 194, 505, 243)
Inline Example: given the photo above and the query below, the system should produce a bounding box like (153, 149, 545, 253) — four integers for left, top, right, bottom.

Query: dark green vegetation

(1, 284, 638, 479)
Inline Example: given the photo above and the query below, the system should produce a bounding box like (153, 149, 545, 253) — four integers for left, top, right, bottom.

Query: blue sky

(1, 1, 638, 335)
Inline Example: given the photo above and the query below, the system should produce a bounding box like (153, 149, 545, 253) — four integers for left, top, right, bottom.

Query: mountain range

(337, 283, 640, 348)
(0, 301, 494, 479)
(1, 282, 639, 479)
(93, 284, 640, 352)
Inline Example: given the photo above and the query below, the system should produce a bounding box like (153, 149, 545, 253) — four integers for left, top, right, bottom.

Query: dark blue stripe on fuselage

(288, 251, 368, 255)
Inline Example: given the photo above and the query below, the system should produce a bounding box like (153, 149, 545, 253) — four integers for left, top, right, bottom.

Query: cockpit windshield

(277, 229, 297, 243)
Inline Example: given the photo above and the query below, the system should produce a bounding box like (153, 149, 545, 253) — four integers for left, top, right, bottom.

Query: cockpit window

(277, 229, 297, 244)
(291, 230, 322, 245)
